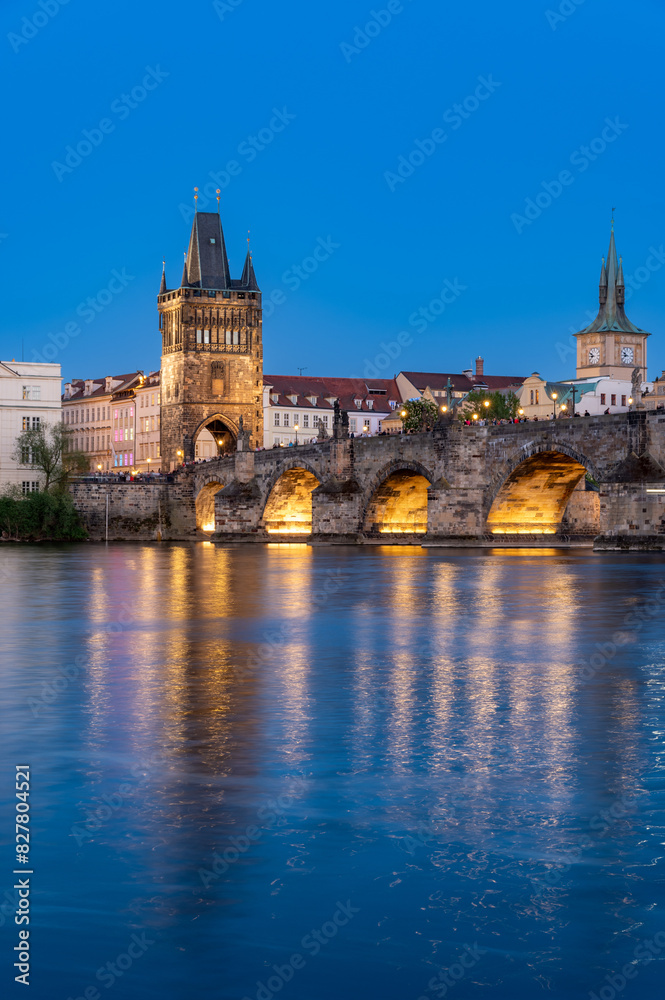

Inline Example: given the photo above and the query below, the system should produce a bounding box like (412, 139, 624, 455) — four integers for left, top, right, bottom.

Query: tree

(458, 389, 520, 421)
(13, 423, 88, 492)
(400, 399, 440, 433)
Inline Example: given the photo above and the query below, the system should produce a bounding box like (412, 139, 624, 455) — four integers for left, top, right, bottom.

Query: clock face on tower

(621, 347, 634, 364)
(588, 348, 600, 364)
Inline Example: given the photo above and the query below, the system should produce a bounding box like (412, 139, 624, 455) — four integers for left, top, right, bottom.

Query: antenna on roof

(216, 189, 221, 213)
(297, 367, 307, 376)
(194, 187, 199, 212)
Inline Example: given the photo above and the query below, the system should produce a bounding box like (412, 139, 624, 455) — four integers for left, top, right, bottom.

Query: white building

(0, 360, 62, 491)
(262, 375, 402, 448)
(133, 371, 162, 473)
(518, 373, 640, 419)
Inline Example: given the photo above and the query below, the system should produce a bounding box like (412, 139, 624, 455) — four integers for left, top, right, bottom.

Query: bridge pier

(594, 479, 665, 550)
(426, 479, 486, 541)
(311, 478, 363, 543)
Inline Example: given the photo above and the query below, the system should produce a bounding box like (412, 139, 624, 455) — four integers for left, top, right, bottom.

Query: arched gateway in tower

(158, 210, 263, 470)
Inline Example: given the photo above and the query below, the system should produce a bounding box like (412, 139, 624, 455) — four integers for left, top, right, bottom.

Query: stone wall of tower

(159, 290, 263, 468)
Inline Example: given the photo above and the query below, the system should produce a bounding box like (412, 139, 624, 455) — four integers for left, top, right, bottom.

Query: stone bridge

(179, 411, 665, 549)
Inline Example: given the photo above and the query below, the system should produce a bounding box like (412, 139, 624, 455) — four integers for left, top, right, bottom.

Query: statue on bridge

(236, 415, 252, 452)
(333, 399, 349, 440)
(631, 367, 644, 410)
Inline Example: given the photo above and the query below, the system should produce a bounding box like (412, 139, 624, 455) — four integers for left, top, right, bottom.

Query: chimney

(475, 356, 484, 378)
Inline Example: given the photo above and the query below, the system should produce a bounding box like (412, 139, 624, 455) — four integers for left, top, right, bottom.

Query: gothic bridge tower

(159, 210, 262, 468)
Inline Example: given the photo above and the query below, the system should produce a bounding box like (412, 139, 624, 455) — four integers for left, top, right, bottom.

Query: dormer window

(271, 393, 279, 404)
(367, 400, 374, 410)
(210, 238, 216, 244)
(354, 398, 362, 409)
(309, 396, 318, 406)
(290, 394, 298, 404)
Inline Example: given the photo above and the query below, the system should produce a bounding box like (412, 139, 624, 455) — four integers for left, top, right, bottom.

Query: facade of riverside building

(62, 371, 162, 473)
(0, 360, 62, 490)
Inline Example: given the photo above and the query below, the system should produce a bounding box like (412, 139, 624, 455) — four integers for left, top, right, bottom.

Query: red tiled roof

(264, 374, 401, 414)
(400, 371, 525, 392)
(63, 370, 159, 401)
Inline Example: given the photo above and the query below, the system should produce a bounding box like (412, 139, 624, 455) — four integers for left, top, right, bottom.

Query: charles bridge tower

(159, 209, 262, 469)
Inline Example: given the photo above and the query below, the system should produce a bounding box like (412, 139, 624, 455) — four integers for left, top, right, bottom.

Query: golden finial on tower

(247, 229, 251, 256)
(611, 206, 616, 232)
(194, 187, 199, 211)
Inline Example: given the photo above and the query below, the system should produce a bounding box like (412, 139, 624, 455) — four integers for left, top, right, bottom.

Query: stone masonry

(70, 411, 665, 549)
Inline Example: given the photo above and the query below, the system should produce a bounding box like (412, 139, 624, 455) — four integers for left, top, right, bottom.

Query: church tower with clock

(575, 226, 650, 381)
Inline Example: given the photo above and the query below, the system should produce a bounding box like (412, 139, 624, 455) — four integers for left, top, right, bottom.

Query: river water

(1, 543, 664, 1000)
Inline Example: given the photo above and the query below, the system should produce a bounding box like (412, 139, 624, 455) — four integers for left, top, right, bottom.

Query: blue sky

(1, 0, 664, 384)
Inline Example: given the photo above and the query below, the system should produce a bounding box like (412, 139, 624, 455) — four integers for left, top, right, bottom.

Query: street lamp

(560, 403, 568, 414)
(628, 396, 633, 406)
(472, 413, 479, 422)
(483, 399, 490, 408)
(294, 423, 299, 445)
(363, 423, 369, 435)
(551, 391, 558, 419)
(518, 408, 524, 416)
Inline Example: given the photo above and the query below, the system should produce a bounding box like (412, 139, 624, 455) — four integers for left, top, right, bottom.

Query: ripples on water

(1, 543, 664, 999)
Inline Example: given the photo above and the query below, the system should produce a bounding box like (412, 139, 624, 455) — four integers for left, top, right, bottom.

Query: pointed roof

(578, 228, 644, 335)
(599, 258, 607, 287)
(240, 250, 260, 291)
(159, 263, 167, 295)
(184, 212, 231, 289)
(181, 255, 189, 287)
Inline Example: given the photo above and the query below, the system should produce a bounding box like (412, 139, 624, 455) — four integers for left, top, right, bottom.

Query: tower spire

(576, 224, 644, 337)
(159, 259, 167, 295)
(181, 251, 188, 287)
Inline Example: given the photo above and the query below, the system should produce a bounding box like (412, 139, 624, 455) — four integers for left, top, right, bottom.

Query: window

(323, 415, 329, 428)
(611, 394, 616, 406)
(209, 238, 216, 244)
(303, 415, 309, 428)
(283, 413, 290, 427)
(21, 481, 39, 494)
(222, 291, 230, 299)
(119, 429, 124, 442)
(114, 409, 118, 419)
(140, 395, 143, 408)
(22, 385, 40, 400)
(150, 416, 155, 431)
(530, 390, 534, 405)
(197, 329, 202, 343)
(621, 395, 626, 406)
(274, 413, 280, 426)
(204, 330, 210, 344)
(272, 393, 279, 403)
(350, 418, 357, 433)
(151, 394, 155, 406)
(600, 394, 606, 405)
(21, 447, 32, 464)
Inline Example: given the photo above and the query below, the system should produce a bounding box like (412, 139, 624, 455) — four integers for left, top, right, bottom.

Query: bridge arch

(261, 460, 322, 535)
(192, 413, 238, 457)
(196, 476, 225, 532)
(361, 460, 433, 535)
(486, 445, 595, 535)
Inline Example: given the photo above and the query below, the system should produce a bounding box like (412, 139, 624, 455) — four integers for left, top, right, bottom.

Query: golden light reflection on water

(68, 543, 649, 864)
